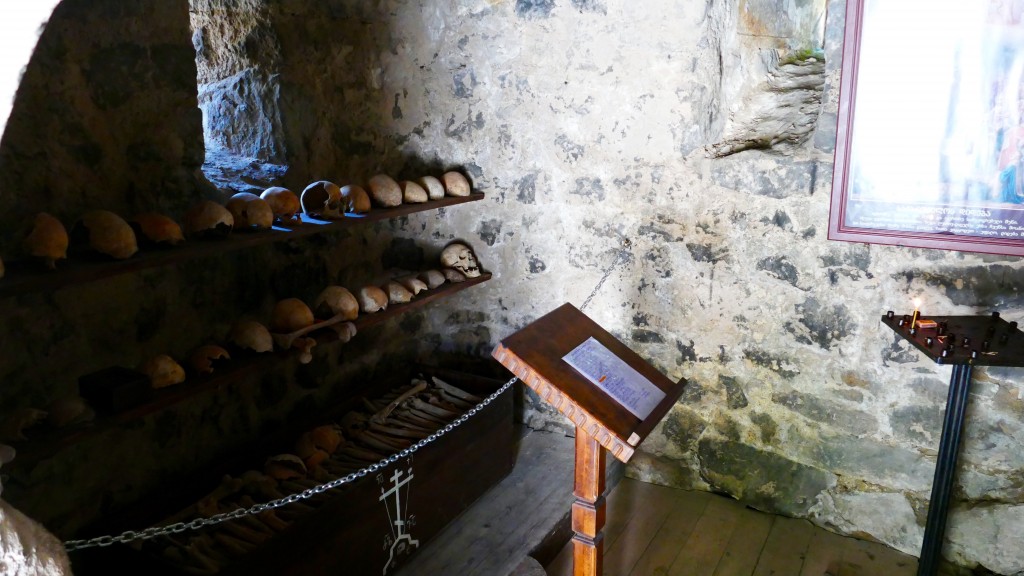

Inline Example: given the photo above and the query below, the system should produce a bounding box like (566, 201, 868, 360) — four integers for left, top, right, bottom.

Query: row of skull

(2, 171, 473, 275)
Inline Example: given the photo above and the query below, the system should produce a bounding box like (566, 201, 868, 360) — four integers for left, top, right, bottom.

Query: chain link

(62, 376, 518, 553)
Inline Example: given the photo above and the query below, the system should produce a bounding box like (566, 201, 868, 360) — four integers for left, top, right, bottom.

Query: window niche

(188, 0, 289, 189)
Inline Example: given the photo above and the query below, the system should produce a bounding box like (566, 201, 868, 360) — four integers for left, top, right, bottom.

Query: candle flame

(913, 298, 921, 309)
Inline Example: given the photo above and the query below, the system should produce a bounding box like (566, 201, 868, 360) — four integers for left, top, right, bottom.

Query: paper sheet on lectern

(563, 337, 665, 420)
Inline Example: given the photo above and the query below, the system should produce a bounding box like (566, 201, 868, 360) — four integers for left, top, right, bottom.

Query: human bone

(226, 193, 274, 230)
(293, 337, 317, 364)
(400, 180, 428, 203)
(313, 286, 359, 320)
(443, 268, 467, 283)
(0, 408, 48, 441)
(418, 269, 446, 289)
(340, 184, 371, 214)
(332, 322, 357, 344)
(300, 181, 344, 219)
(417, 175, 446, 200)
(385, 281, 414, 304)
(440, 242, 482, 277)
(260, 187, 301, 221)
(190, 345, 231, 375)
(398, 275, 428, 295)
(140, 354, 186, 389)
(367, 174, 403, 207)
(131, 213, 184, 245)
(265, 454, 306, 481)
(357, 286, 389, 313)
(184, 200, 234, 238)
(271, 298, 315, 333)
(441, 171, 471, 197)
(45, 396, 95, 428)
(229, 320, 273, 353)
(24, 212, 68, 269)
(77, 210, 138, 259)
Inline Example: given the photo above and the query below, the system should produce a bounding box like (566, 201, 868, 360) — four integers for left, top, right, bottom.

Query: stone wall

(1, 0, 1023, 573)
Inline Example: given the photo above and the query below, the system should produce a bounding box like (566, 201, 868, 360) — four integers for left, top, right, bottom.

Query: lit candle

(911, 298, 921, 329)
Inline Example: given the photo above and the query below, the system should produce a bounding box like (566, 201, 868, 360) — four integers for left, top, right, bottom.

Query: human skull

(301, 181, 344, 220)
(190, 345, 231, 375)
(24, 212, 68, 269)
(341, 184, 371, 214)
(229, 320, 273, 353)
(131, 213, 184, 246)
(271, 298, 315, 333)
(261, 187, 302, 221)
(313, 286, 359, 320)
(358, 286, 389, 313)
(226, 193, 274, 230)
(385, 281, 414, 304)
(46, 396, 95, 428)
(140, 354, 186, 389)
(77, 210, 138, 259)
(367, 174, 403, 207)
(185, 201, 234, 238)
(418, 269, 446, 289)
(417, 176, 446, 200)
(443, 268, 467, 283)
(400, 181, 428, 204)
(441, 171, 471, 197)
(440, 242, 481, 278)
(398, 275, 428, 296)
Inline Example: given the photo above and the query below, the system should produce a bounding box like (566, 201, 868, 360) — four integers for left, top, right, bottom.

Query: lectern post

(571, 430, 606, 576)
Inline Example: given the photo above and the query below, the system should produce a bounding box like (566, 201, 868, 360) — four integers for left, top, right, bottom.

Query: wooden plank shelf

(0, 193, 484, 298)
(6, 273, 491, 469)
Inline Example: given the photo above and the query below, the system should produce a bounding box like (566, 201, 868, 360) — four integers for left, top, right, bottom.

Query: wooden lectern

(493, 304, 688, 576)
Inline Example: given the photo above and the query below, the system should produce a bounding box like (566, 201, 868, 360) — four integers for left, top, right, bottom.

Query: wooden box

(72, 366, 515, 576)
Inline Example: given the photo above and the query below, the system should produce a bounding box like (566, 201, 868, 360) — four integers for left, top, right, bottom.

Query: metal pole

(916, 363, 973, 576)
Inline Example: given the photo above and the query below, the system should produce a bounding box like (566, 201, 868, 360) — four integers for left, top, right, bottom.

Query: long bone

(271, 312, 354, 350)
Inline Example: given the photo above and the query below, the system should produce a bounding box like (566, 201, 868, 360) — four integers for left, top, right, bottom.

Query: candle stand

(881, 311, 1024, 576)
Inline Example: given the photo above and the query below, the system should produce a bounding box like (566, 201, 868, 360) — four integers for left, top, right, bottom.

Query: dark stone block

(516, 173, 538, 204)
(772, 390, 877, 436)
(785, 297, 854, 350)
(891, 405, 943, 446)
(750, 412, 779, 444)
(631, 329, 664, 344)
(743, 348, 800, 378)
(571, 177, 605, 200)
(478, 219, 502, 246)
(686, 242, 728, 264)
(757, 256, 799, 287)
(662, 407, 706, 453)
(719, 375, 748, 409)
(698, 437, 834, 516)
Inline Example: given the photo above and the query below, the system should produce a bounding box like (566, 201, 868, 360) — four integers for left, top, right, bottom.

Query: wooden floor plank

(545, 478, 940, 576)
(751, 515, 816, 576)
(627, 488, 713, 576)
(603, 483, 690, 576)
(712, 507, 774, 576)
(838, 537, 916, 576)
(800, 526, 852, 576)
(667, 495, 747, 576)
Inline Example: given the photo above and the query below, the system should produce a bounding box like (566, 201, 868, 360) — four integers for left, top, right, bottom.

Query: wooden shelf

(0, 193, 485, 297)
(7, 273, 492, 468)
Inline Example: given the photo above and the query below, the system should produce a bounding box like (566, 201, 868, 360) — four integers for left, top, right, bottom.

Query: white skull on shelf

(440, 242, 481, 278)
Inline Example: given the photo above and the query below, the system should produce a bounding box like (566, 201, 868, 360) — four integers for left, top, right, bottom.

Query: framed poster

(830, 0, 1024, 256)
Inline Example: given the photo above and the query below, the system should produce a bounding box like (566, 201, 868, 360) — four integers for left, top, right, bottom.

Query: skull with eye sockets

(440, 242, 481, 278)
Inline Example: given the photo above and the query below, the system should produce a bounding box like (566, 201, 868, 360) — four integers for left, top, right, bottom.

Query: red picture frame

(830, 0, 1024, 256)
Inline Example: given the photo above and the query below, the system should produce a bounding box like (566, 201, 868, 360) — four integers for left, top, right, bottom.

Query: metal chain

(63, 376, 518, 553)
